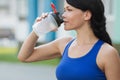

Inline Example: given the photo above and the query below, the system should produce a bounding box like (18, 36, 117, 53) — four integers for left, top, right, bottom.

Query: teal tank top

(56, 39, 106, 80)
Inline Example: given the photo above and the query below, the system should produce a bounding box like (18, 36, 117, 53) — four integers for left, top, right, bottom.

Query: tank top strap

(89, 39, 104, 59)
(62, 38, 75, 57)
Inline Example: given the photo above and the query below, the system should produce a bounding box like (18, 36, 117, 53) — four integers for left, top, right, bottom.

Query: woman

(18, 0, 120, 80)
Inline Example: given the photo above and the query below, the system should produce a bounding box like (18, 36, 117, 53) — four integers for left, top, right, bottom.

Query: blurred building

(102, 0, 120, 43)
(0, 0, 120, 44)
(0, 0, 28, 44)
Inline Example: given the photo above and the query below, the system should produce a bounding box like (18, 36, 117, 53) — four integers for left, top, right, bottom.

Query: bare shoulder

(101, 43, 120, 59)
(56, 36, 73, 44)
(98, 43, 120, 67)
(97, 42, 120, 75)
(55, 36, 73, 55)
(98, 43, 120, 79)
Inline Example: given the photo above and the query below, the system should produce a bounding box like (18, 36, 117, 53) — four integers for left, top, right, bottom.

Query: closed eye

(67, 8, 73, 11)
(64, 8, 73, 12)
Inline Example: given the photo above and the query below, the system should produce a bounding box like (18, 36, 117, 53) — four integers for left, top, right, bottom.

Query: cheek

(69, 16, 84, 28)
(64, 13, 84, 30)
(63, 15, 75, 30)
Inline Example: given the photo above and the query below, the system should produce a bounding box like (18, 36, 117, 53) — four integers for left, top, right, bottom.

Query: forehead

(64, 1, 73, 8)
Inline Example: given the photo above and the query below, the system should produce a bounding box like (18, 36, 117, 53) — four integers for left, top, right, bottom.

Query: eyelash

(64, 9, 73, 12)
(68, 9, 72, 11)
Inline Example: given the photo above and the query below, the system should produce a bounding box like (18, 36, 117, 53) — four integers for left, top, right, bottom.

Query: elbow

(17, 55, 27, 63)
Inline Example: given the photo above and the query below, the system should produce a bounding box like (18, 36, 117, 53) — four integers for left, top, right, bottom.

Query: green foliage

(0, 54, 18, 62)
(113, 44, 120, 54)
(0, 47, 18, 54)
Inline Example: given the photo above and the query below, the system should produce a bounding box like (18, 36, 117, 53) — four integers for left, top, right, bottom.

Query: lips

(63, 19, 69, 25)
(64, 21, 67, 23)
(63, 20, 68, 23)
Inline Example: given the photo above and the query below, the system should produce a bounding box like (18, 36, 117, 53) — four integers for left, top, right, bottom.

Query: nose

(62, 12, 66, 19)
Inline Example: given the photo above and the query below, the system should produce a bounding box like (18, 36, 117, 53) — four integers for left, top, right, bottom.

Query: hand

(35, 13, 48, 23)
(32, 12, 58, 37)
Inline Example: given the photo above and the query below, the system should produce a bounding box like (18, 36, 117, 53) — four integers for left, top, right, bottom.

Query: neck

(75, 24, 98, 45)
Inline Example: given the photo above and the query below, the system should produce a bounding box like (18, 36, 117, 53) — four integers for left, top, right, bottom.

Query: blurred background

(0, 0, 120, 80)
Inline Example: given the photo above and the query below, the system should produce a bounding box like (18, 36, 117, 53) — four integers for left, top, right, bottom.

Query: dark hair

(66, 0, 112, 45)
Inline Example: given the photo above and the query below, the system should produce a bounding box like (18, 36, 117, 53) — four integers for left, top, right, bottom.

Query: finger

(35, 12, 48, 22)
(42, 12, 48, 18)
(44, 13, 48, 17)
(41, 13, 45, 18)
(35, 17, 42, 22)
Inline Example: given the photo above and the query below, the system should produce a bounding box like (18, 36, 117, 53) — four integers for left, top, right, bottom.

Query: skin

(18, 1, 120, 80)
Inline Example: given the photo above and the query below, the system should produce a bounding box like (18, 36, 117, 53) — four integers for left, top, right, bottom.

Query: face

(62, 1, 91, 30)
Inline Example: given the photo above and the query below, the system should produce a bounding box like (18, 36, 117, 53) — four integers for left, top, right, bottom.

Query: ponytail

(91, 15, 112, 45)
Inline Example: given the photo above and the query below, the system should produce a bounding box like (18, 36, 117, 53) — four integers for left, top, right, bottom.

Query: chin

(64, 28, 69, 31)
(64, 27, 73, 31)
(64, 26, 69, 30)
(64, 24, 74, 30)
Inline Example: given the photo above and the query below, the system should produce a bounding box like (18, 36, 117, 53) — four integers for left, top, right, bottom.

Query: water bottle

(32, 3, 63, 36)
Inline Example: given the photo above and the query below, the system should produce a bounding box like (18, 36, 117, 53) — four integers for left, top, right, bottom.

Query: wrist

(31, 31, 39, 38)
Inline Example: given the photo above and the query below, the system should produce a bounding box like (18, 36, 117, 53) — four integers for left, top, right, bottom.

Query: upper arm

(103, 45, 120, 80)
(25, 36, 73, 62)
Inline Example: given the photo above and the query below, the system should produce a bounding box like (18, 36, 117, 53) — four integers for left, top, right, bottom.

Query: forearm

(18, 31, 39, 62)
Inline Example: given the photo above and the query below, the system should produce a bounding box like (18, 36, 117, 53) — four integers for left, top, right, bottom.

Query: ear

(83, 10, 92, 20)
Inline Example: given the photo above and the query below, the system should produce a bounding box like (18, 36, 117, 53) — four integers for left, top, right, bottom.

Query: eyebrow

(64, 6, 70, 9)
